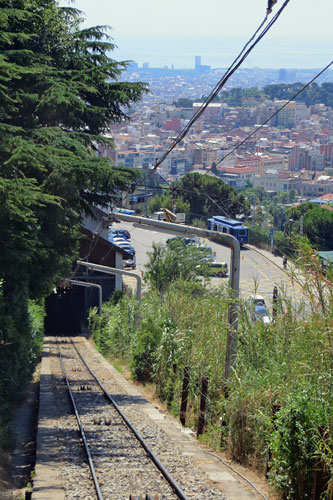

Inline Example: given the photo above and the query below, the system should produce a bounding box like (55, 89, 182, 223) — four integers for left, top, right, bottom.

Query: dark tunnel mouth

(44, 286, 85, 336)
(44, 273, 116, 336)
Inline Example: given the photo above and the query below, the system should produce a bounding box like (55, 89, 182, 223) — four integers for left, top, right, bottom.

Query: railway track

(55, 338, 197, 500)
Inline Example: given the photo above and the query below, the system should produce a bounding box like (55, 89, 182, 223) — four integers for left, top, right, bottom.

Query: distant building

(279, 68, 286, 81)
(162, 117, 181, 133)
(217, 165, 257, 188)
(192, 103, 224, 121)
(289, 145, 324, 171)
(301, 175, 333, 198)
(257, 154, 287, 173)
(194, 55, 210, 72)
(253, 171, 301, 193)
(276, 101, 296, 128)
(320, 142, 333, 168)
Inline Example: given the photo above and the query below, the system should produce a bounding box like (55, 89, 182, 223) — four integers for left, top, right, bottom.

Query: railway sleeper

(129, 495, 159, 500)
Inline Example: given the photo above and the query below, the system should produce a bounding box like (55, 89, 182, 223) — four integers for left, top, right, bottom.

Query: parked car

(196, 259, 227, 277)
(109, 228, 131, 240)
(208, 261, 228, 277)
(116, 241, 136, 255)
(247, 294, 266, 306)
(198, 244, 212, 254)
(251, 304, 272, 324)
(152, 211, 165, 221)
(123, 258, 136, 270)
(246, 295, 271, 324)
(109, 236, 127, 244)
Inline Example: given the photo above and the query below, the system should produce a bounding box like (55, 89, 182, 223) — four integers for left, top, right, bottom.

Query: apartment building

(301, 175, 333, 198)
(320, 142, 333, 168)
(253, 171, 301, 193)
(289, 145, 324, 171)
(218, 165, 257, 188)
(257, 154, 288, 173)
(192, 102, 225, 122)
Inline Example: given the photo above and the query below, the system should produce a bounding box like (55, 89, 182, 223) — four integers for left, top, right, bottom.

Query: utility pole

(144, 184, 148, 218)
(270, 229, 274, 254)
(172, 187, 177, 213)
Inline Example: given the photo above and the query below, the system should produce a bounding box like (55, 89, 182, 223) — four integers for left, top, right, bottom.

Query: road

(118, 221, 304, 308)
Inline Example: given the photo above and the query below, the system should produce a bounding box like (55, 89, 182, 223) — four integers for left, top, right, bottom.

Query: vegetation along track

(54, 337, 225, 500)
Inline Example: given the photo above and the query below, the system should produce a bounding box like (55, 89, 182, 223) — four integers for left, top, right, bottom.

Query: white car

(247, 295, 272, 324)
(252, 304, 272, 324)
(117, 241, 136, 255)
(109, 235, 126, 244)
(247, 294, 266, 306)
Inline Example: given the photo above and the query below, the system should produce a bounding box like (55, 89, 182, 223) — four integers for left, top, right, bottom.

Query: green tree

(255, 205, 266, 225)
(0, 0, 147, 297)
(287, 203, 333, 250)
(145, 240, 211, 295)
(0, 0, 147, 415)
(278, 191, 290, 204)
(262, 82, 333, 107)
(175, 172, 250, 222)
(148, 192, 190, 217)
(174, 98, 193, 108)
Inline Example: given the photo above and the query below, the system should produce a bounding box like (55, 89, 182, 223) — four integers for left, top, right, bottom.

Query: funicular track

(56, 337, 190, 500)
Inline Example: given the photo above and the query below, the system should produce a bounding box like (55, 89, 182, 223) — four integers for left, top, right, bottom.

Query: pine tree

(0, 0, 147, 403)
(0, 0, 147, 297)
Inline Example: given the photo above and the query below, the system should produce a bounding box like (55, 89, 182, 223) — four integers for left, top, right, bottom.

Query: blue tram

(207, 215, 248, 245)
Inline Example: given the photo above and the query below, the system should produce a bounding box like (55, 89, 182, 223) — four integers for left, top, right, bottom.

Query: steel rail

(57, 338, 104, 500)
(71, 339, 191, 500)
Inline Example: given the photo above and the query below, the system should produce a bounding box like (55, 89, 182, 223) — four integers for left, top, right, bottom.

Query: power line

(131, 1, 291, 216)
(135, 174, 234, 217)
(135, 0, 290, 212)
(211, 59, 333, 170)
(151, 0, 290, 173)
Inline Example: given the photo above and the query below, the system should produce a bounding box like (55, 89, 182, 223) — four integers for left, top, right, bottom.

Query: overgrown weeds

(90, 240, 333, 499)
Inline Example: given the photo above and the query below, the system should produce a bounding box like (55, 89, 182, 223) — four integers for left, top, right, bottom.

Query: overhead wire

(211, 59, 333, 170)
(132, 0, 291, 217)
(136, 170, 233, 217)
(70, 2, 330, 279)
(150, 0, 290, 173)
(112, 51, 333, 236)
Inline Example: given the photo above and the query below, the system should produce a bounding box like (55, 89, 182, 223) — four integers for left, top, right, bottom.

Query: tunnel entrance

(45, 286, 85, 335)
(44, 272, 115, 336)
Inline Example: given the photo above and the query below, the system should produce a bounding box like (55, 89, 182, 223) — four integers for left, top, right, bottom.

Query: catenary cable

(211, 59, 333, 169)
(151, 0, 290, 173)
(121, 1, 291, 216)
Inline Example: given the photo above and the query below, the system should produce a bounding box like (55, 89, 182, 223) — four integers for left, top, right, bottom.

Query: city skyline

(60, 0, 333, 70)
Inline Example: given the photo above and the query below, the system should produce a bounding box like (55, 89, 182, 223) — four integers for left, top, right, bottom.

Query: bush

(90, 239, 333, 499)
(268, 392, 326, 500)
(0, 289, 44, 458)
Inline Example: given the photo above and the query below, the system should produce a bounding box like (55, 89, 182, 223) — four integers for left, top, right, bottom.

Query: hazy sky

(59, 0, 333, 69)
